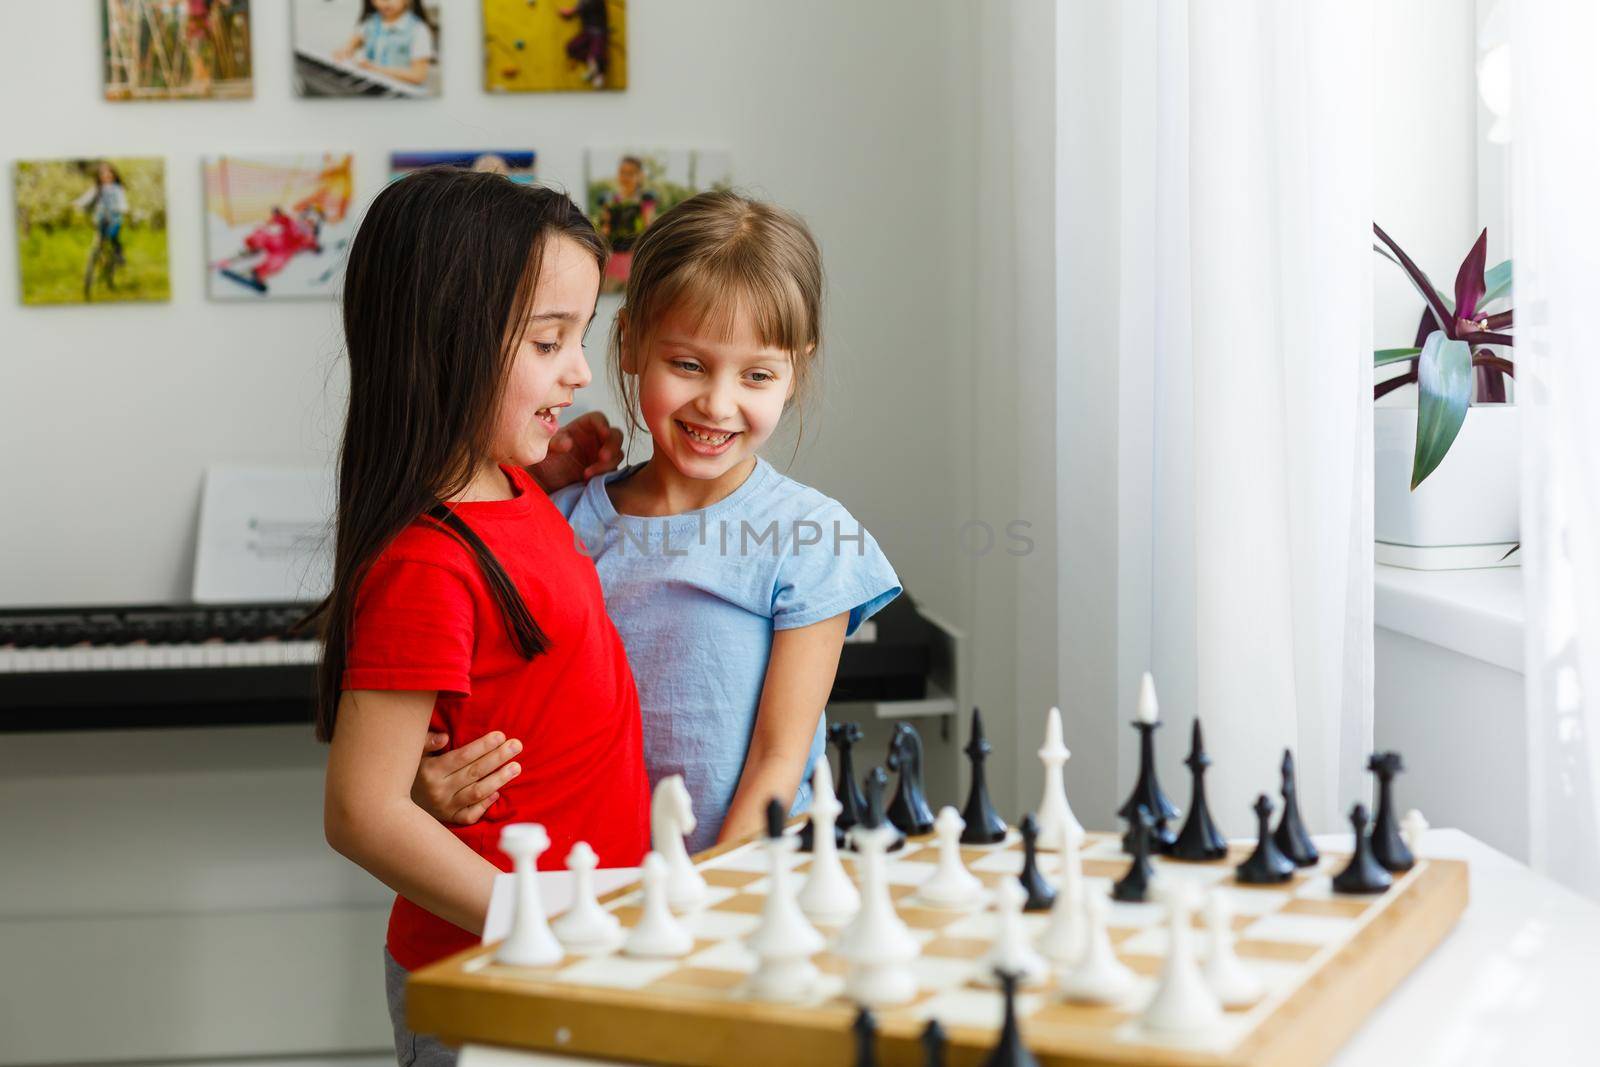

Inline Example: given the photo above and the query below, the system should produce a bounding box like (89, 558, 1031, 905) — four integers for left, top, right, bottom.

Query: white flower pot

(1374, 405, 1520, 569)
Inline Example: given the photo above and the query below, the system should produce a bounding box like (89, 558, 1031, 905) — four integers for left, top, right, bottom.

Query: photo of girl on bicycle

(12, 157, 171, 306)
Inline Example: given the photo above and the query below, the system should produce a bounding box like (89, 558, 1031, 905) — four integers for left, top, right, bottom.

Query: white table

(454, 830, 1600, 1067)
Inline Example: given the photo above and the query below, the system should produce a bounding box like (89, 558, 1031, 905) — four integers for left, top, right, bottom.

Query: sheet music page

(192, 464, 334, 604)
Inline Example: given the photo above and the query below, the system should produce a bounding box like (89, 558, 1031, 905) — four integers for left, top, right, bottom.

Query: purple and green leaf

(1412, 331, 1474, 490)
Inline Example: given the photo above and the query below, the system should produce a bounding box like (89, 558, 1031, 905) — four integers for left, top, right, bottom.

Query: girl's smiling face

(632, 305, 797, 481)
(489, 234, 600, 469)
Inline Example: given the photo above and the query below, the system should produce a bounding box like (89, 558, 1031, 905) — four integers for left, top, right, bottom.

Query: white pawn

(747, 803, 826, 1002)
(1402, 809, 1429, 858)
(917, 806, 984, 909)
(1060, 893, 1136, 1004)
(1036, 706, 1085, 850)
(977, 879, 1049, 988)
(551, 841, 623, 954)
(798, 757, 860, 924)
(497, 823, 563, 966)
(623, 852, 693, 958)
(1141, 879, 1223, 1035)
(837, 802, 920, 1006)
(1201, 890, 1262, 1009)
(651, 775, 707, 913)
(1037, 824, 1086, 964)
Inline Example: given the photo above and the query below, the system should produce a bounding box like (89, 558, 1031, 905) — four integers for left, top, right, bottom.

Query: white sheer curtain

(1512, 0, 1600, 898)
(1117, 0, 1375, 832)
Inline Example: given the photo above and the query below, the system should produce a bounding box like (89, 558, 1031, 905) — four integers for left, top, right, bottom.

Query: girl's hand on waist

(411, 730, 523, 825)
(528, 411, 624, 494)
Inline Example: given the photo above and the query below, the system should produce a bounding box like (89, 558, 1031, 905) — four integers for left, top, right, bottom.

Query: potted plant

(1372, 224, 1517, 569)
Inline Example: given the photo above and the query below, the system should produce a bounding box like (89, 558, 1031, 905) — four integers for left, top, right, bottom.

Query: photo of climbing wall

(13, 158, 171, 306)
(202, 154, 356, 300)
(483, 0, 627, 92)
(102, 0, 253, 101)
(585, 148, 732, 293)
(291, 0, 440, 98)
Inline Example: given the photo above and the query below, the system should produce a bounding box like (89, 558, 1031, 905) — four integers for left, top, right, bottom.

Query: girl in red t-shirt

(311, 167, 649, 1066)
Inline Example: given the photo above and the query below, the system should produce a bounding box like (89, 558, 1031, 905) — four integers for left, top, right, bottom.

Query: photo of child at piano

(315, 168, 642, 1067)
(410, 190, 901, 853)
(293, 0, 440, 98)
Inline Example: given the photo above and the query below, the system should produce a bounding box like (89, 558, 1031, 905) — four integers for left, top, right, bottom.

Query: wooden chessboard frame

(407, 829, 1468, 1067)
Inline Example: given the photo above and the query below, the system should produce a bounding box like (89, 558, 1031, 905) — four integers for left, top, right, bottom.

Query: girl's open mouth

(676, 419, 740, 455)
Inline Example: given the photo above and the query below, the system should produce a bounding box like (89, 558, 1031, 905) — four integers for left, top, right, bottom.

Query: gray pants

(383, 947, 458, 1067)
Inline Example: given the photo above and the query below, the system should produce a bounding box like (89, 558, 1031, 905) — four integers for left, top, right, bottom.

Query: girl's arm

(357, 57, 432, 85)
(717, 612, 850, 844)
(325, 688, 502, 933)
(333, 32, 364, 61)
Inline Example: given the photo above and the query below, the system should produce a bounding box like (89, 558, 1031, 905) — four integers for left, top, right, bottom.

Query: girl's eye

(748, 371, 776, 384)
(532, 340, 560, 355)
(671, 360, 702, 373)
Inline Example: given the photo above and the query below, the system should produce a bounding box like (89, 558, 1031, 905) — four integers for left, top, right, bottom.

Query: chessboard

(406, 826, 1468, 1067)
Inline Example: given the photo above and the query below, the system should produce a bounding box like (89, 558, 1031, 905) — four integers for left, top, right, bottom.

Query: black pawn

(959, 708, 1008, 844)
(830, 721, 868, 835)
(921, 1020, 947, 1067)
(1332, 803, 1393, 894)
(887, 722, 936, 835)
(861, 766, 907, 852)
(1017, 813, 1056, 911)
(852, 1007, 878, 1067)
(1235, 794, 1295, 884)
(981, 970, 1040, 1067)
(765, 796, 786, 840)
(1119, 717, 1180, 854)
(1170, 718, 1228, 862)
(1273, 749, 1319, 867)
(1368, 752, 1415, 872)
(1112, 805, 1156, 902)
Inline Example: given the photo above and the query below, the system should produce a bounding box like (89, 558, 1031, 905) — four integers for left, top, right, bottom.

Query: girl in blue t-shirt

(414, 191, 900, 852)
(333, 0, 437, 87)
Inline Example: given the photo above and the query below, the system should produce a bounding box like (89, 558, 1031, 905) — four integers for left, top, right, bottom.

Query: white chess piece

(652, 775, 707, 913)
(977, 879, 1050, 988)
(1060, 892, 1137, 1004)
(1035, 706, 1085, 849)
(917, 806, 984, 909)
(623, 852, 694, 958)
(1402, 809, 1429, 858)
(836, 819, 920, 1005)
(497, 823, 563, 966)
(1201, 890, 1262, 1009)
(747, 822, 826, 1002)
(798, 758, 860, 924)
(1141, 879, 1224, 1034)
(551, 841, 623, 953)
(1037, 824, 1086, 964)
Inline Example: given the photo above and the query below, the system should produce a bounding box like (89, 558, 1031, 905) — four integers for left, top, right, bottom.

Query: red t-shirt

(342, 465, 649, 971)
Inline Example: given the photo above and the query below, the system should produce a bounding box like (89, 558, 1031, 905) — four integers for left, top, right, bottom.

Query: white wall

(0, 3, 983, 1062)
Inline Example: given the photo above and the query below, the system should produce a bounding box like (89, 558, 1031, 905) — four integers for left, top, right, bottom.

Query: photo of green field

(14, 158, 171, 306)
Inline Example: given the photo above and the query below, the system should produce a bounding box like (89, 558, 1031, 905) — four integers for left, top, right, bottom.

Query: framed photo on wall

(203, 154, 357, 300)
(102, 0, 253, 101)
(292, 0, 441, 98)
(484, 0, 627, 93)
(13, 158, 171, 306)
(585, 148, 732, 293)
(390, 150, 538, 184)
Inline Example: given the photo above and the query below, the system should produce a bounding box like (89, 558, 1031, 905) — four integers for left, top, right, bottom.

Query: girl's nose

(697, 378, 739, 422)
(565, 348, 593, 390)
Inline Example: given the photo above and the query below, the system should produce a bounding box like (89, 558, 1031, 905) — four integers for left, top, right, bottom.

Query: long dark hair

(308, 167, 605, 741)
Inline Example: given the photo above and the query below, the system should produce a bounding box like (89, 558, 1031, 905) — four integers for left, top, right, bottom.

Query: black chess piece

(1118, 712, 1180, 854)
(860, 766, 907, 852)
(797, 812, 845, 854)
(1235, 794, 1296, 884)
(960, 707, 1008, 844)
(981, 970, 1040, 1067)
(852, 1006, 879, 1067)
(1170, 718, 1228, 862)
(1273, 749, 1320, 867)
(765, 796, 786, 840)
(831, 721, 868, 837)
(887, 722, 936, 835)
(1368, 751, 1415, 872)
(1332, 803, 1393, 894)
(920, 1020, 948, 1067)
(1112, 805, 1156, 902)
(1017, 813, 1056, 911)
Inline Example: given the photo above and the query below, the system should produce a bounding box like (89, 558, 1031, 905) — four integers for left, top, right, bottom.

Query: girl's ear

(617, 310, 640, 374)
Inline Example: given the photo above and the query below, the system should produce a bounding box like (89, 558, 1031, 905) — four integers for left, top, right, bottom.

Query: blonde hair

(609, 190, 824, 450)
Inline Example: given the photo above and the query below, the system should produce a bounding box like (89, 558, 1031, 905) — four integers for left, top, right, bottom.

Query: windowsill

(1374, 563, 1525, 673)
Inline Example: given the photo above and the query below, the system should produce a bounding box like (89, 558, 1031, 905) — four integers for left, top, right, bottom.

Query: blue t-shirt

(551, 457, 901, 852)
